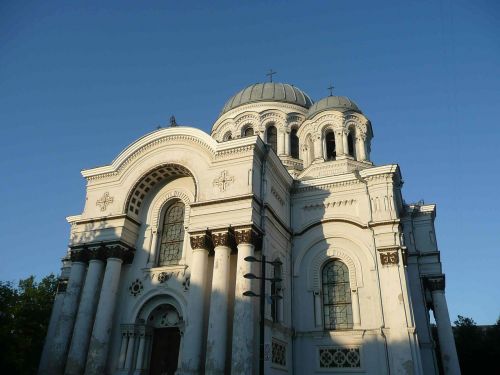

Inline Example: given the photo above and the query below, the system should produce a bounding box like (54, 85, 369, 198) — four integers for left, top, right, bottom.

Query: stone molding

(426, 276, 445, 292)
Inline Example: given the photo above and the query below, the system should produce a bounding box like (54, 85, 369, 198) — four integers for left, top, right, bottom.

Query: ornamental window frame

(156, 199, 186, 267)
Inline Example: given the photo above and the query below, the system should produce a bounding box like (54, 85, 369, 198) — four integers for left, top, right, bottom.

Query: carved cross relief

(96, 192, 114, 211)
(213, 170, 234, 192)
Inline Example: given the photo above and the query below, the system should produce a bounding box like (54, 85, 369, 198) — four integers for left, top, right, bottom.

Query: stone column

(44, 250, 87, 375)
(38, 278, 67, 374)
(277, 129, 285, 155)
(180, 232, 211, 374)
(356, 135, 367, 161)
(335, 130, 345, 156)
(313, 133, 323, 161)
(205, 229, 233, 375)
(231, 227, 259, 374)
(428, 276, 461, 375)
(65, 247, 105, 375)
(284, 130, 291, 155)
(134, 326, 148, 372)
(124, 331, 136, 371)
(85, 244, 132, 375)
(343, 131, 349, 156)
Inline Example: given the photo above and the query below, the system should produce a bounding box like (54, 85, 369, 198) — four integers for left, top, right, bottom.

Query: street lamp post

(243, 255, 283, 375)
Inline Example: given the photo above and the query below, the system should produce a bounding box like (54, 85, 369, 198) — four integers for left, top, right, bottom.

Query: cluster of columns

(179, 226, 260, 375)
(116, 324, 153, 374)
(38, 242, 134, 375)
(303, 129, 368, 167)
(426, 276, 461, 375)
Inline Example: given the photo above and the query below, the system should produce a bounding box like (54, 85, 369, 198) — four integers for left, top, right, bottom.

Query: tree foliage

(0, 275, 58, 375)
(454, 315, 500, 374)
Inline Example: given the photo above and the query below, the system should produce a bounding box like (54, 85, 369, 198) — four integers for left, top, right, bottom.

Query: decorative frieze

(271, 187, 285, 206)
(211, 230, 233, 248)
(70, 241, 135, 264)
(426, 276, 445, 292)
(303, 199, 356, 211)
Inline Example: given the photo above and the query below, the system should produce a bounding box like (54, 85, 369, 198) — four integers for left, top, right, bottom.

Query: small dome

(220, 82, 313, 115)
(307, 96, 361, 119)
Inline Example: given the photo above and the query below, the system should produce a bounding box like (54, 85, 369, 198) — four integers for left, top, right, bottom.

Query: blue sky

(0, 0, 498, 324)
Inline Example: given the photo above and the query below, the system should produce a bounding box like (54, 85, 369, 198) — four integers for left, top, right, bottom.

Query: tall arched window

(244, 126, 254, 137)
(223, 131, 232, 141)
(347, 131, 355, 157)
(322, 260, 353, 330)
(290, 128, 299, 158)
(158, 201, 185, 266)
(325, 131, 336, 160)
(267, 125, 277, 153)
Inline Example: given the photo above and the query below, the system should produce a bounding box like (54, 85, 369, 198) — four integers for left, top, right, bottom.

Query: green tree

(0, 275, 58, 375)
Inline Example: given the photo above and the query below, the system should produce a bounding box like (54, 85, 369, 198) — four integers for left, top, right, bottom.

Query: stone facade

(39, 82, 460, 374)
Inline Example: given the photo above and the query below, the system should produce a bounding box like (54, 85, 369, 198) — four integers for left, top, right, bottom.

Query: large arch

(124, 163, 197, 219)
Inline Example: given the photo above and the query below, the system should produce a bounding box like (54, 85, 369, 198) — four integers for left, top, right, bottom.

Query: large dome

(307, 96, 361, 119)
(220, 82, 313, 115)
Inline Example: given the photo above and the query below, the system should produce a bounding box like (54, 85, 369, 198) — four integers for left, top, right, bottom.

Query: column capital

(70, 248, 89, 263)
(189, 231, 212, 251)
(211, 229, 235, 248)
(234, 225, 262, 250)
(426, 275, 445, 292)
(87, 245, 106, 261)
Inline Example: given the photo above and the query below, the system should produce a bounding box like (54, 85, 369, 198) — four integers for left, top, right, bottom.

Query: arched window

(347, 131, 355, 157)
(325, 131, 336, 160)
(267, 125, 277, 153)
(158, 201, 185, 266)
(322, 260, 353, 330)
(290, 128, 299, 158)
(244, 126, 254, 137)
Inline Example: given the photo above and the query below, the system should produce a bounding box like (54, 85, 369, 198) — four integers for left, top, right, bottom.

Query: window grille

(272, 340, 287, 367)
(158, 201, 185, 266)
(322, 260, 353, 330)
(319, 347, 361, 368)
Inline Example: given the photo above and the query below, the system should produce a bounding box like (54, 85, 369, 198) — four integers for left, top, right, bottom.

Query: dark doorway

(149, 327, 181, 375)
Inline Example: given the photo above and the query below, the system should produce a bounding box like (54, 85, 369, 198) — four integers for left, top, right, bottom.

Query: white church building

(39, 82, 460, 375)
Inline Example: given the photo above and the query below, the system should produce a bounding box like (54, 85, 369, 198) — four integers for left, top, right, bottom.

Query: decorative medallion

(380, 251, 399, 266)
(96, 192, 114, 212)
(129, 279, 144, 296)
(213, 170, 234, 192)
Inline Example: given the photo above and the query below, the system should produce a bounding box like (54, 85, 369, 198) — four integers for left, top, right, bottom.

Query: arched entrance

(147, 304, 182, 375)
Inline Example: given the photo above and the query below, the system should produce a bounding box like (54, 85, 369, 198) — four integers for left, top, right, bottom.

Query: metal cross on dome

(328, 83, 335, 96)
(266, 69, 277, 82)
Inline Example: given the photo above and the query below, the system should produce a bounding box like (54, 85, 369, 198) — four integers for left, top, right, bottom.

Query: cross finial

(327, 83, 335, 96)
(266, 69, 277, 82)
(170, 115, 177, 127)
